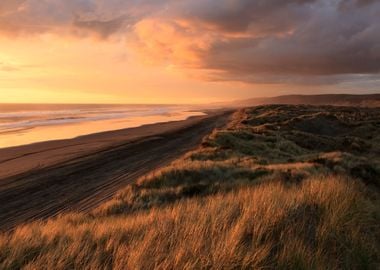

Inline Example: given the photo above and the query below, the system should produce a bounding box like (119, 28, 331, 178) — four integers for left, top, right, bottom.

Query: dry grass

(1, 105, 379, 269)
(0, 176, 378, 269)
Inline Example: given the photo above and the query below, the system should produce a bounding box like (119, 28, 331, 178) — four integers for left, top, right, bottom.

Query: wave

(0, 105, 187, 132)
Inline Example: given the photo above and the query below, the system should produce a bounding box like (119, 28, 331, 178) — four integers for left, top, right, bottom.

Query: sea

(0, 104, 205, 148)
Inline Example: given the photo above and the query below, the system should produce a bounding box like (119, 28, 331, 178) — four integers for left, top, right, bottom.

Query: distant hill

(228, 94, 380, 108)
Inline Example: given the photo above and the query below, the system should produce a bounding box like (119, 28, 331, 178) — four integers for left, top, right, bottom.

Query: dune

(0, 105, 379, 269)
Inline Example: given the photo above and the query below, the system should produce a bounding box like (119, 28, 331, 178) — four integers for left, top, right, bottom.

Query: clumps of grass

(1, 176, 378, 269)
(244, 105, 380, 154)
(138, 160, 267, 189)
(307, 151, 380, 188)
(94, 160, 269, 217)
(1, 105, 379, 269)
(201, 129, 310, 164)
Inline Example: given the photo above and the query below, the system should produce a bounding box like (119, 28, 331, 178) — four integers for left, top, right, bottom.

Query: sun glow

(0, 34, 257, 104)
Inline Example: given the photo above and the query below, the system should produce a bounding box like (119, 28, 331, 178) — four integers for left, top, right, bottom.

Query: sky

(0, 0, 379, 104)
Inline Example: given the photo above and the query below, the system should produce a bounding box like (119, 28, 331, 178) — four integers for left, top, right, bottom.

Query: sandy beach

(0, 110, 232, 231)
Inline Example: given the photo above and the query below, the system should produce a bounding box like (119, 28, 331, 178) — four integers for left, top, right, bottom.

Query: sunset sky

(0, 0, 379, 104)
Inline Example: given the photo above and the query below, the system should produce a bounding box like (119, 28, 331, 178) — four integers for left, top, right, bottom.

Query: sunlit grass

(0, 176, 378, 269)
(1, 105, 379, 269)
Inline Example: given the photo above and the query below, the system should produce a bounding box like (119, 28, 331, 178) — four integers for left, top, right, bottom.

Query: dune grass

(1, 105, 379, 269)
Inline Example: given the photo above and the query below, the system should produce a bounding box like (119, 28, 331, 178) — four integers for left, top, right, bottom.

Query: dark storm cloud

(137, 0, 380, 84)
(171, 0, 317, 33)
(0, 0, 379, 85)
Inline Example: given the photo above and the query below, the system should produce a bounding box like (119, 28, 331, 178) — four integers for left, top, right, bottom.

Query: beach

(0, 110, 232, 231)
(0, 104, 205, 148)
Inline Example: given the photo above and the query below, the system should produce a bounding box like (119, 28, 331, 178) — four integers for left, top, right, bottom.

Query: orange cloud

(0, 0, 379, 91)
(133, 18, 215, 68)
(130, 0, 380, 85)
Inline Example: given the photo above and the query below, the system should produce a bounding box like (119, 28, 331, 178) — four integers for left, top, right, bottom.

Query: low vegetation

(1, 105, 379, 269)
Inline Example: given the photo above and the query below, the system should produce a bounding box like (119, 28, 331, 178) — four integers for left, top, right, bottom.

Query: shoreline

(0, 109, 233, 231)
(0, 110, 206, 149)
(0, 111, 214, 179)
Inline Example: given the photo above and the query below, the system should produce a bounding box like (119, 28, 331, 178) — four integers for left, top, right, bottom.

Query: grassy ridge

(1, 105, 379, 269)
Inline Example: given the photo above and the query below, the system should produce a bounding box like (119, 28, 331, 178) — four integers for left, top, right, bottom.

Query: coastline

(0, 109, 205, 149)
(0, 109, 233, 231)
(0, 111, 213, 179)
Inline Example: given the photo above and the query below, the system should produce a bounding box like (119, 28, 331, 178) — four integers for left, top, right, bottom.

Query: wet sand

(0, 110, 205, 149)
(0, 110, 233, 231)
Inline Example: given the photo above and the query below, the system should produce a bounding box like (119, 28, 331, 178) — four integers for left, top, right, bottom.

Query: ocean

(0, 104, 204, 148)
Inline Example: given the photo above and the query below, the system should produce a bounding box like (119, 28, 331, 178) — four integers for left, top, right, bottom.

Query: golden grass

(1, 105, 379, 269)
(1, 176, 378, 269)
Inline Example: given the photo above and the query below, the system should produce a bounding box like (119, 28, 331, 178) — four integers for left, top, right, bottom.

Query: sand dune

(1, 105, 378, 269)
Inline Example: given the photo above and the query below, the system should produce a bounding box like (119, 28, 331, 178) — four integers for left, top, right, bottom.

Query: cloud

(0, 0, 94, 35)
(0, 0, 379, 86)
(73, 15, 130, 39)
(133, 0, 380, 84)
(0, 62, 19, 72)
(0, 0, 26, 14)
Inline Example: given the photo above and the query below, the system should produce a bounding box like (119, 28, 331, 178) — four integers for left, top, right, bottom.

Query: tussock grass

(0, 176, 379, 269)
(1, 176, 378, 269)
(1, 105, 379, 269)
